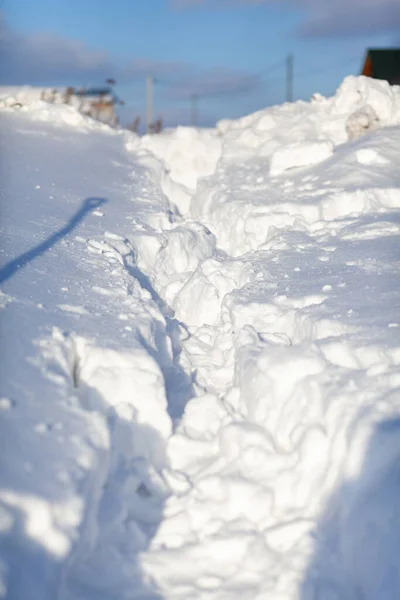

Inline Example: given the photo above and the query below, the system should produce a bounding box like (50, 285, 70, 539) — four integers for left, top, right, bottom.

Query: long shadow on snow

(0, 197, 106, 285)
(124, 257, 195, 423)
(300, 415, 400, 600)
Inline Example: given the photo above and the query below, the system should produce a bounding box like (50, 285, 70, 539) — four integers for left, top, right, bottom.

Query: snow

(1, 75, 400, 600)
(269, 140, 334, 175)
(139, 126, 223, 191)
(0, 86, 118, 127)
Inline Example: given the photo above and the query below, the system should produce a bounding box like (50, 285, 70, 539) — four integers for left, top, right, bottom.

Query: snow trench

(67, 129, 400, 598)
(124, 112, 400, 598)
(1, 75, 400, 600)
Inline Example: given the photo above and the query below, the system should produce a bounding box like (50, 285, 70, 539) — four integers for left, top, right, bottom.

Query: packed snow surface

(1, 76, 400, 600)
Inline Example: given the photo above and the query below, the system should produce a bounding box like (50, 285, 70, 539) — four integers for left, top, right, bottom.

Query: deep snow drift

(1, 76, 400, 600)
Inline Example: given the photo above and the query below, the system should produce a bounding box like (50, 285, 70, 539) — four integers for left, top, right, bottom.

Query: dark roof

(362, 49, 400, 84)
(75, 87, 113, 97)
(73, 86, 123, 104)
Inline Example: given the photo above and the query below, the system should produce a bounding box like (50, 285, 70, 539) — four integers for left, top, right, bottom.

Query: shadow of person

(0, 197, 106, 285)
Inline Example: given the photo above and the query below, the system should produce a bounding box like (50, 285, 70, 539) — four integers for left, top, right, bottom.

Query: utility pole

(286, 53, 294, 103)
(191, 93, 198, 127)
(146, 75, 153, 133)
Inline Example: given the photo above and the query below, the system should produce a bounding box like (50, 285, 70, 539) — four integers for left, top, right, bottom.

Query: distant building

(37, 84, 123, 127)
(71, 87, 122, 125)
(361, 49, 400, 85)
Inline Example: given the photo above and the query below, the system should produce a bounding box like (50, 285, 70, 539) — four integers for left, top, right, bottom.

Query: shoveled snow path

(1, 82, 400, 600)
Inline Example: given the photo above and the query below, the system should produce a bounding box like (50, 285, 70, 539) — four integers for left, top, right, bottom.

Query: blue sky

(1, 0, 399, 127)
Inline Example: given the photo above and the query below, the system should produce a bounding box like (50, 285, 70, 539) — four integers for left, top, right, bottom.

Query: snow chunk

(333, 75, 398, 124)
(270, 140, 334, 175)
(356, 147, 389, 165)
(139, 126, 222, 191)
(76, 340, 172, 443)
(346, 105, 380, 141)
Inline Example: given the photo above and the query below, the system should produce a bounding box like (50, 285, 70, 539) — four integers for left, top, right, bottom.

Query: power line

(257, 55, 361, 86)
(295, 56, 361, 80)
(156, 76, 257, 99)
(154, 57, 287, 99)
(257, 58, 286, 78)
(142, 53, 362, 129)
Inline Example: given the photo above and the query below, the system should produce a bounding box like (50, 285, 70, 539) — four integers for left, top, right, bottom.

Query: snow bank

(0, 86, 223, 216)
(139, 76, 400, 599)
(0, 86, 59, 105)
(0, 86, 118, 128)
(0, 112, 188, 599)
(217, 75, 400, 153)
(191, 76, 400, 255)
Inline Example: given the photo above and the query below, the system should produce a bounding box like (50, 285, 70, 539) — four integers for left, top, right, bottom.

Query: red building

(361, 49, 400, 85)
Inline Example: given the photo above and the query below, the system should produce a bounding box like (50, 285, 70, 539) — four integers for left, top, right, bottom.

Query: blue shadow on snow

(300, 416, 400, 599)
(0, 197, 106, 285)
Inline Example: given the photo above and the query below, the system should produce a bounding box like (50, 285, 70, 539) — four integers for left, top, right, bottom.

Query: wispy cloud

(122, 58, 191, 82)
(166, 67, 261, 99)
(0, 18, 260, 101)
(123, 59, 261, 99)
(173, 0, 206, 8)
(297, 0, 400, 38)
(172, 0, 400, 38)
(0, 19, 115, 84)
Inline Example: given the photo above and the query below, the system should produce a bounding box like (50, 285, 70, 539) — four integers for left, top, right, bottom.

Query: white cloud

(172, 0, 400, 37)
(166, 66, 261, 98)
(122, 58, 191, 82)
(122, 59, 261, 99)
(0, 18, 260, 101)
(297, 0, 400, 37)
(0, 20, 115, 84)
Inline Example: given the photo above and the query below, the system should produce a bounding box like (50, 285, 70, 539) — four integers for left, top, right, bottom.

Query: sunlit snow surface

(0, 76, 400, 600)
